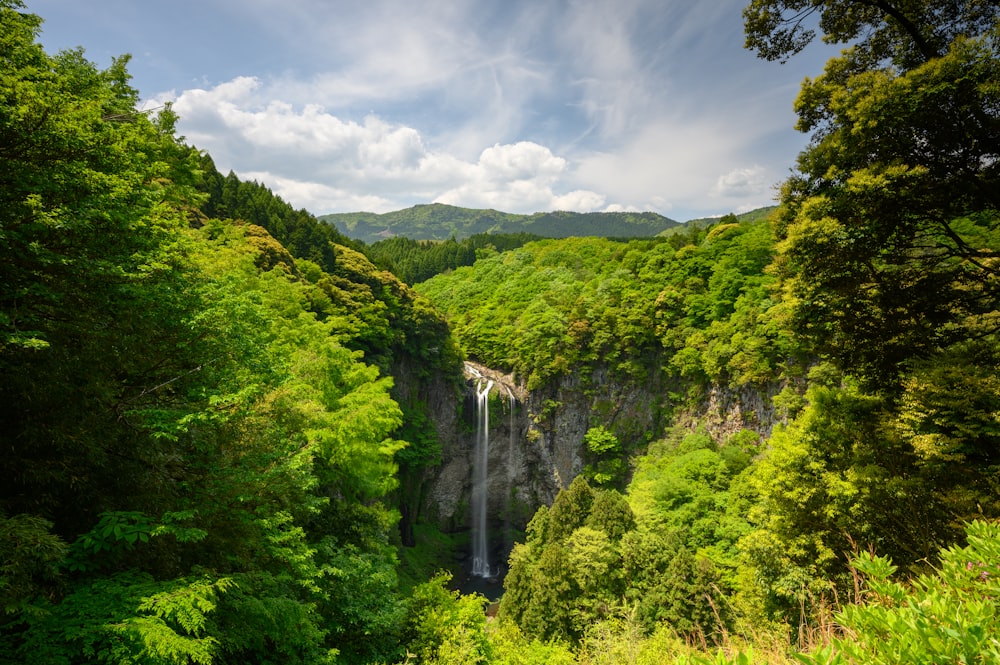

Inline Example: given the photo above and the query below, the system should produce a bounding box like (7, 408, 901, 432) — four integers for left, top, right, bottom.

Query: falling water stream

(471, 375, 494, 578)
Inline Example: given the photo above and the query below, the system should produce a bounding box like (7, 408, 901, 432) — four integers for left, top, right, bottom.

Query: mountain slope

(320, 203, 680, 243)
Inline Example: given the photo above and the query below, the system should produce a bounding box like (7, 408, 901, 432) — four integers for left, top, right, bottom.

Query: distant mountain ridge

(319, 203, 681, 243)
(682, 205, 778, 228)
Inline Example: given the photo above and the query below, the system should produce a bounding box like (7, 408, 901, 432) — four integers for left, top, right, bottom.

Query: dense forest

(320, 205, 679, 245)
(2, 1, 999, 664)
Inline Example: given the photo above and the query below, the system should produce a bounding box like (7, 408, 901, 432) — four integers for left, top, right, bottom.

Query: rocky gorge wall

(413, 359, 788, 566)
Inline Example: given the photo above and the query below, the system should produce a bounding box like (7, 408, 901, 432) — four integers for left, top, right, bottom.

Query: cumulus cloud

(172, 81, 428, 173)
(170, 80, 605, 214)
(434, 142, 606, 213)
(38, 0, 841, 220)
(478, 142, 566, 182)
(715, 165, 768, 197)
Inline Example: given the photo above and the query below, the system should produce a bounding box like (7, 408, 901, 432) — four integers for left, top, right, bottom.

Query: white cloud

(36, 0, 842, 221)
(170, 80, 605, 215)
(241, 172, 398, 213)
(166, 70, 792, 219)
(173, 83, 427, 172)
(477, 143, 564, 182)
(434, 142, 606, 213)
(715, 165, 768, 197)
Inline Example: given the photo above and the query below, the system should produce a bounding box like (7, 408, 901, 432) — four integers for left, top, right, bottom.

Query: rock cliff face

(422, 363, 667, 540)
(690, 382, 786, 442)
(423, 362, 545, 538)
(417, 360, 787, 559)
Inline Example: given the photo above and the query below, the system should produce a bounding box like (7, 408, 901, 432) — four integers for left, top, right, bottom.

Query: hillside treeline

(321, 204, 678, 245)
(362, 233, 542, 285)
(414, 0, 1000, 661)
(2, 1, 999, 664)
(0, 4, 457, 662)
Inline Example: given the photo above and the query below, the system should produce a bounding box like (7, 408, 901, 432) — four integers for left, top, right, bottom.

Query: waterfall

(471, 376, 494, 578)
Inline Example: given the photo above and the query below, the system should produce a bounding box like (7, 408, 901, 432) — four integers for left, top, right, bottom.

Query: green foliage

(501, 475, 736, 647)
(0, 0, 208, 540)
(895, 341, 1000, 473)
(582, 426, 625, 486)
(797, 520, 1000, 664)
(0, 10, 430, 661)
(0, 513, 66, 614)
(363, 232, 540, 285)
(618, 530, 730, 638)
(396, 524, 463, 592)
(738, 382, 952, 621)
(765, 5, 1000, 389)
(501, 478, 636, 644)
(486, 620, 575, 665)
(614, 428, 744, 639)
(494, 3, 1000, 663)
(7, 572, 232, 665)
(0, 5, 192, 353)
(578, 612, 700, 665)
(196, 156, 352, 273)
(628, 428, 746, 552)
(743, 0, 998, 66)
(7, 2, 1000, 664)
(64, 511, 208, 573)
(403, 572, 491, 665)
(418, 220, 792, 392)
(321, 203, 679, 245)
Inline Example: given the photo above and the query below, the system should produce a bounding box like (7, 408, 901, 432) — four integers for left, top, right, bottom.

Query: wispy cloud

(169, 81, 604, 214)
(82, 0, 839, 219)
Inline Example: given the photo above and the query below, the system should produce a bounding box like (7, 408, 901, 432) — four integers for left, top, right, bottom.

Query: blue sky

(27, 0, 837, 221)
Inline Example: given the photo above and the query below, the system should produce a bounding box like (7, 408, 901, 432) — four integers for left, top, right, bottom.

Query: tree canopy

(754, 0, 1000, 387)
(0, 4, 450, 661)
(4, 1, 1000, 663)
(743, 0, 998, 67)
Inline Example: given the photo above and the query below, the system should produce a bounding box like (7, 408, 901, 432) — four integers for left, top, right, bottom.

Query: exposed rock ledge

(462, 361, 528, 403)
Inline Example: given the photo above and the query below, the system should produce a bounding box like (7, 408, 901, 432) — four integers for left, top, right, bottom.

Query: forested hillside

(3, 1, 1000, 664)
(417, 214, 999, 659)
(0, 4, 457, 662)
(321, 204, 679, 244)
(361, 232, 543, 286)
(414, 0, 1000, 661)
(346, 207, 778, 289)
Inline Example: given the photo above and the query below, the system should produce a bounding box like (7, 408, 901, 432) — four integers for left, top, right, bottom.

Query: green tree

(743, 0, 998, 67)
(747, 1, 1000, 387)
(738, 383, 948, 621)
(741, 0, 1000, 634)
(0, 9, 413, 661)
(0, 0, 205, 538)
(582, 426, 626, 486)
(546, 476, 596, 543)
(502, 479, 643, 644)
(797, 520, 1000, 665)
(403, 573, 491, 665)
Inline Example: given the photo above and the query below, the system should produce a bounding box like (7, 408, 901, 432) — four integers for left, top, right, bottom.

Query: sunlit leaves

(739, 382, 953, 618)
(774, 12, 1000, 388)
(419, 218, 790, 391)
(9, 572, 231, 665)
(404, 572, 491, 665)
(800, 521, 1000, 664)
